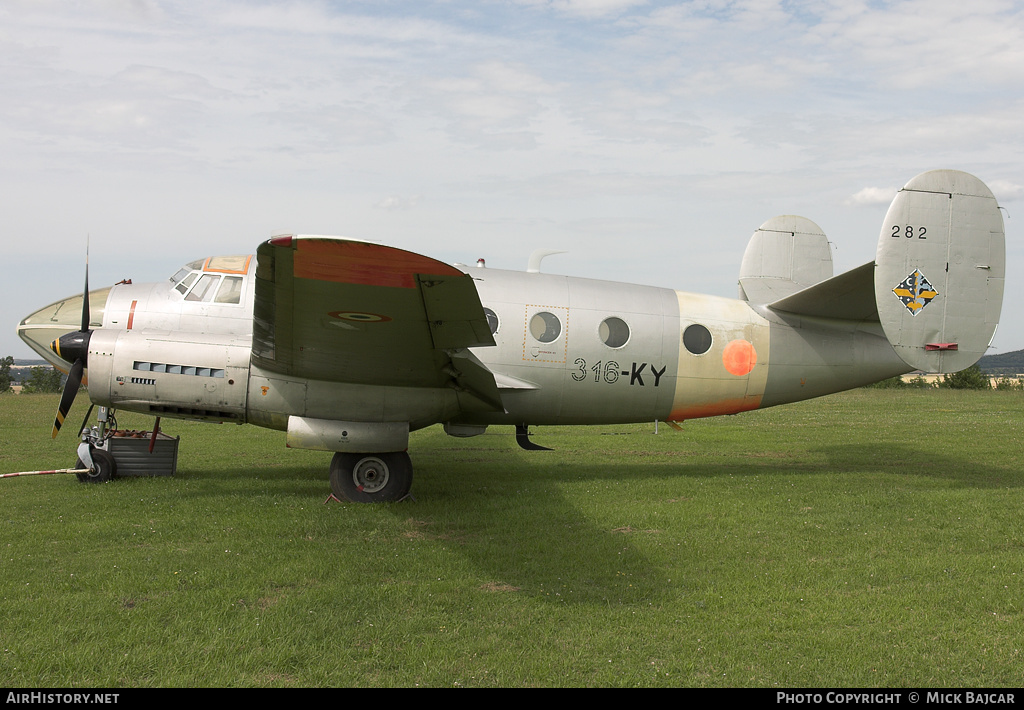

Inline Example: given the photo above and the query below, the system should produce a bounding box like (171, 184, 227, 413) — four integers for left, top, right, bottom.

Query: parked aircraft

(18, 170, 1005, 502)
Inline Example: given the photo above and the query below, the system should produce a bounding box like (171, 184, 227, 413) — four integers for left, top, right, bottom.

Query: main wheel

(75, 448, 117, 484)
(329, 452, 412, 502)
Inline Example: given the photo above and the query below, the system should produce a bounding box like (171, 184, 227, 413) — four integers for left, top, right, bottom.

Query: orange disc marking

(722, 339, 756, 377)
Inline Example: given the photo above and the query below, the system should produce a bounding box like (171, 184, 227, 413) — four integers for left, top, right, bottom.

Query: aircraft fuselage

(20, 256, 909, 434)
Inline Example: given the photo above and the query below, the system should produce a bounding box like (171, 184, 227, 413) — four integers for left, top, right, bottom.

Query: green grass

(1, 390, 1022, 687)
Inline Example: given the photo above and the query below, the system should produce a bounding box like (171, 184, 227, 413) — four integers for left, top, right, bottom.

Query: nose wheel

(74, 448, 116, 483)
(329, 452, 412, 502)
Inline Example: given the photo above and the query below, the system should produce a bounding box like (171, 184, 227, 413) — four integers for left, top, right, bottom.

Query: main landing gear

(325, 425, 551, 503)
(328, 451, 413, 503)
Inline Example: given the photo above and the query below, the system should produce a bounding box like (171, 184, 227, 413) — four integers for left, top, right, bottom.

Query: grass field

(1, 390, 1021, 687)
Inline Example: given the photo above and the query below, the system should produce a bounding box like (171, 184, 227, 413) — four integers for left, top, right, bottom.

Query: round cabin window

(599, 317, 630, 348)
(529, 312, 561, 343)
(683, 324, 713, 355)
(483, 307, 499, 334)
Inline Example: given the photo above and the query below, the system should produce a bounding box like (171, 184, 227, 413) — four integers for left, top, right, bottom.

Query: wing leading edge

(251, 236, 502, 410)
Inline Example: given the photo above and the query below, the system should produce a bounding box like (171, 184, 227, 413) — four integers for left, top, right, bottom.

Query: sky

(3, 0, 1024, 360)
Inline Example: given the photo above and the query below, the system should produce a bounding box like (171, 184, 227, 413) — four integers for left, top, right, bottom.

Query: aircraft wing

(251, 236, 502, 410)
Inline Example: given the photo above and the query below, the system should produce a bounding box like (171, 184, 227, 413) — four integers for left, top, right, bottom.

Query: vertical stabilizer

(738, 216, 833, 304)
(874, 170, 1004, 372)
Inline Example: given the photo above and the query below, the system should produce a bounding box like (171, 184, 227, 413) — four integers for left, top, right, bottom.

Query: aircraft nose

(17, 287, 111, 368)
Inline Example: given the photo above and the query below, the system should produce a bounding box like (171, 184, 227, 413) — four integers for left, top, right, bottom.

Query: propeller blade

(81, 240, 90, 332)
(50, 239, 93, 439)
(52, 359, 84, 439)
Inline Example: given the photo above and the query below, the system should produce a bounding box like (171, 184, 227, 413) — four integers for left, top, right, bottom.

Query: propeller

(50, 245, 93, 438)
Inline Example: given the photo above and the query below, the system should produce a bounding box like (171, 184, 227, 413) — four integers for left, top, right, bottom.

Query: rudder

(874, 170, 1005, 372)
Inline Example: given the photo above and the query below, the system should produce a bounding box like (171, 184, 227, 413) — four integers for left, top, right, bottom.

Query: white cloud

(375, 195, 422, 211)
(513, 0, 650, 19)
(408, 61, 559, 149)
(846, 187, 897, 206)
(806, 0, 1024, 90)
(562, 216, 662, 234)
(989, 180, 1024, 202)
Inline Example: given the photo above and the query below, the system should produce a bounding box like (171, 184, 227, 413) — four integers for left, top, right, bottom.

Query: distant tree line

(867, 364, 1021, 391)
(0, 356, 12, 393)
(977, 349, 1024, 376)
(21, 366, 64, 393)
(0, 356, 65, 394)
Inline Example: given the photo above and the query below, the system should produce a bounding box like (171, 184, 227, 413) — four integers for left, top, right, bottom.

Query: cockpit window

(185, 274, 220, 302)
(175, 272, 198, 295)
(171, 256, 250, 304)
(204, 255, 251, 274)
(170, 268, 190, 285)
(214, 276, 244, 304)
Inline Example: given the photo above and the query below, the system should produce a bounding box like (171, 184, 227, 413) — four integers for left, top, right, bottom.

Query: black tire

(329, 452, 412, 502)
(75, 448, 116, 484)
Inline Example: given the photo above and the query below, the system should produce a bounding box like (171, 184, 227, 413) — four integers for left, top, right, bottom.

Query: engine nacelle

(86, 329, 252, 423)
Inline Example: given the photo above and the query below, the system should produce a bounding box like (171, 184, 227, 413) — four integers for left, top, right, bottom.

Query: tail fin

(738, 216, 833, 304)
(874, 170, 1004, 372)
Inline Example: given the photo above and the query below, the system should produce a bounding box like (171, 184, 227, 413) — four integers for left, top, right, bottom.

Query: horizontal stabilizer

(874, 170, 1004, 373)
(768, 261, 878, 322)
